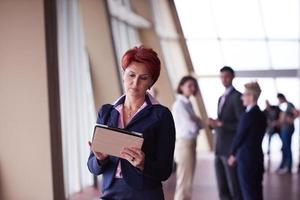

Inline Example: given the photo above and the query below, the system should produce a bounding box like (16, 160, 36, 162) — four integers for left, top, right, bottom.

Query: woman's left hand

(120, 147, 145, 171)
(228, 155, 237, 167)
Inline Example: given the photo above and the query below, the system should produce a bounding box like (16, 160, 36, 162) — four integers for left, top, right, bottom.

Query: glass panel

(198, 78, 224, 118)
(269, 41, 299, 69)
(174, 0, 217, 38)
(187, 40, 223, 75)
(212, 0, 265, 39)
(261, 0, 300, 39)
(222, 41, 270, 70)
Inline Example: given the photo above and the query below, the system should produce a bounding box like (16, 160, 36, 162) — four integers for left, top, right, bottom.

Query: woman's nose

(132, 77, 139, 86)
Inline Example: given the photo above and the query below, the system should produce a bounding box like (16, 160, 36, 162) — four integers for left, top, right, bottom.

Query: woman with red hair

(87, 46, 176, 199)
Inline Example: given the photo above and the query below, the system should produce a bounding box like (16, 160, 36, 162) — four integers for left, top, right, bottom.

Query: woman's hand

(88, 141, 108, 161)
(120, 146, 145, 171)
(227, 155, 237, 167)
(207, 118, 223, 128)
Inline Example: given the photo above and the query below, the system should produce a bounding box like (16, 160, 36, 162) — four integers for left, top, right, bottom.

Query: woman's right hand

(88, 141, 108, 161)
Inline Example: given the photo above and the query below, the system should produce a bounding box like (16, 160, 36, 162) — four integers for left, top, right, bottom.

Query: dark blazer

(231, 105, 267, 200)
(215, 87, 245, 156)
(87, 95, 176, 191)
(231, 105, 267, 164)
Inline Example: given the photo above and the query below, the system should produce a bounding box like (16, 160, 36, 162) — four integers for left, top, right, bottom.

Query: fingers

(227, 159, 232, 166)
(88, 141, 108, 161)
(121, 147, 144, 161)
(124, 147, 142, 157)
(120, 151, 133, 162)
(120, 147, 145, 170)
(120, 148, 138, 162)
(94, 152, 108, 161)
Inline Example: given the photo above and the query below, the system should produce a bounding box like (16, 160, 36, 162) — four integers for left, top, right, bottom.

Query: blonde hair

(244, 81, 261, 101)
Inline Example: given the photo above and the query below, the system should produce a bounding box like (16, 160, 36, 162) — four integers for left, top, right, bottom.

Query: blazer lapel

(107, 109, 119, 128)
(220, 89, 235, 117)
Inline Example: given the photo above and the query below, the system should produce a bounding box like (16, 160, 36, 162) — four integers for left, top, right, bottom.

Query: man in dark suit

(228, 82, 267, 200)
(208, 66, 244, 200)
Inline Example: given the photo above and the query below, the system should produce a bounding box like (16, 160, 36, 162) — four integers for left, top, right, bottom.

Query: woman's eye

(129, 74, 135, 78)
(140, 77, 148, 81)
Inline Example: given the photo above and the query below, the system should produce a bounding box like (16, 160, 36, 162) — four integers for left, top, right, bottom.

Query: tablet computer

(91, 124, 144, 157)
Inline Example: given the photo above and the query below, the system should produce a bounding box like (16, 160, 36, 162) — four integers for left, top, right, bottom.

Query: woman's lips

(129, 88, 139, 92)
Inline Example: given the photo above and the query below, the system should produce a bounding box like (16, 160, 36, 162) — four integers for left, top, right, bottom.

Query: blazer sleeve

(231, 113, 252, 155)
(142, 108, 176, 181)
(87, 152, 109, 175)
(87, 104, 112, 175)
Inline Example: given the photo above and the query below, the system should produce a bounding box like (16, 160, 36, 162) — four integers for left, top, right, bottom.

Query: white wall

(0, 1, 54, 199)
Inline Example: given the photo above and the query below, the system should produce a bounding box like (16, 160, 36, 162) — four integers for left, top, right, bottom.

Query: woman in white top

(172, 76, 202, 200)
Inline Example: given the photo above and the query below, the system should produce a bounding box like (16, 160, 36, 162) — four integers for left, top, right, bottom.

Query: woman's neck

(124, 95, 145, 110)
(182, 93, 190, 99)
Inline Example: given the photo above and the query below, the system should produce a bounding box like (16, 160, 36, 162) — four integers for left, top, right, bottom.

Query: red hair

(121, 45, 161, 86)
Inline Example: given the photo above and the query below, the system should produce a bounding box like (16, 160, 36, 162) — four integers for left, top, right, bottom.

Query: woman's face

(123, 61, 153, 98)
(180, 80, 197, 97)
(241, 91, 254, 107)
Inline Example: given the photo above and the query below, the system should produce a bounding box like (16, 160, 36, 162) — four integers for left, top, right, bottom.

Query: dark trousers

(237, 160, 263, 200)
(279, 126, 294, 170)
(101, 178, 164, 200)
(215, 155, 242, 200)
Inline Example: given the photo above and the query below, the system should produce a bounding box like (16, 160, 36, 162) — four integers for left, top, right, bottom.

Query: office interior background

(0, 0, 299, 199)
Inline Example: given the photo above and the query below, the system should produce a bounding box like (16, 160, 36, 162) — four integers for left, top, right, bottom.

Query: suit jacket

(215, 87, 244, 156)
(231, 105, 267, 168)
(87, 94, 176, 191)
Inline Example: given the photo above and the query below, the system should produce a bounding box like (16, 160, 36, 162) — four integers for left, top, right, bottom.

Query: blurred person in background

(172, 75, 202, 200)
(208, 66, 244, 200)
(263, 100, 281, 156)
(276, 93, 299, 174)
(228, 82, 267, 200)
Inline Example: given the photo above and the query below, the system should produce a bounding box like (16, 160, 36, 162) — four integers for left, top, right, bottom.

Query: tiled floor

(69, 153, 300, 200)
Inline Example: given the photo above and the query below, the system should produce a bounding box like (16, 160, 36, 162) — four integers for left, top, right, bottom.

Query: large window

(107, 0, 150, 88)
(175, 0, 300, 164)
